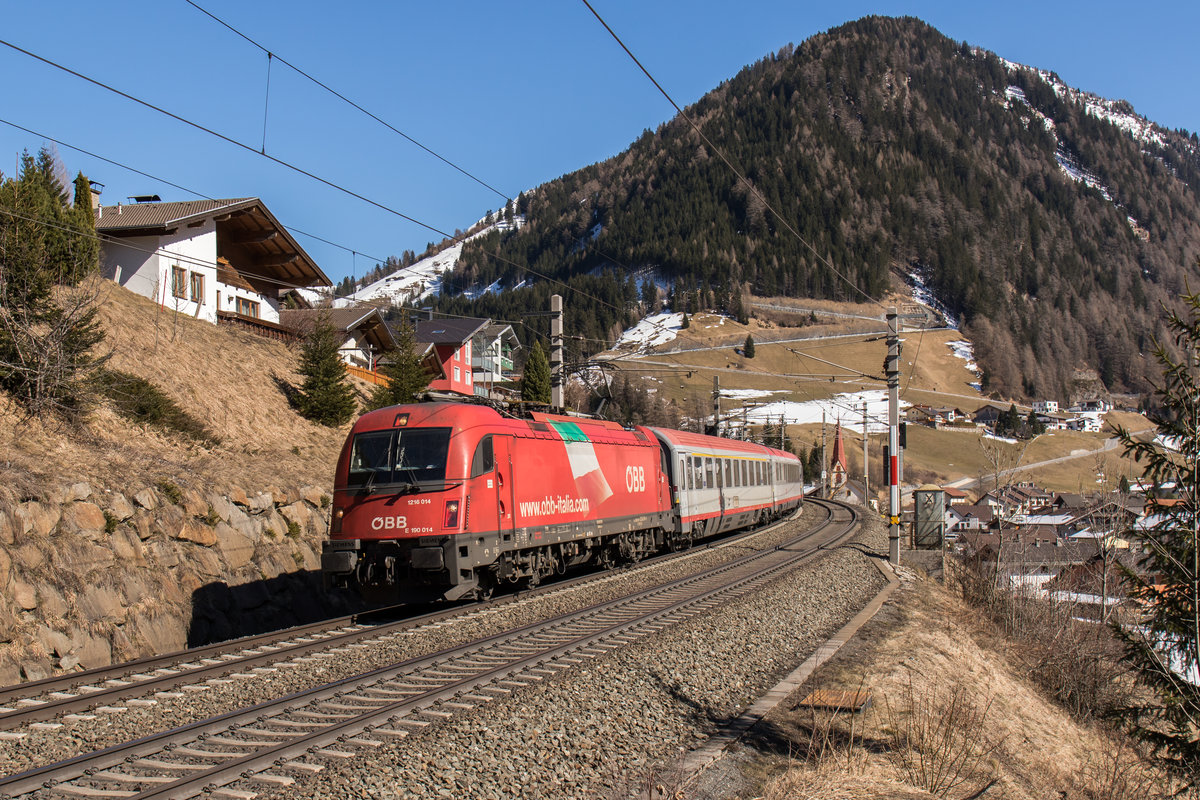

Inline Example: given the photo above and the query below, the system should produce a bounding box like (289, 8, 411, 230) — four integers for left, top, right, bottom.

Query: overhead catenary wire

(0, 116, 389, 267)
(183, 0, 512, 204)
(578, 0, 886, 311)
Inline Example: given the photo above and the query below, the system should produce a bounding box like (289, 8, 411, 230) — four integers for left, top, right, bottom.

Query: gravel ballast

(251, 519, 888, 800)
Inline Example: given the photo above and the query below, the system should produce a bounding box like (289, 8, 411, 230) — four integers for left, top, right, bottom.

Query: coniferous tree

(681, 312, 690, 329)
(0, 150, 105, 417)
(367, 320, 428, 410)
(521, 340, 552, 404)
(641, 279, 658, 313)
(744, 334, 756, 358)
(295, 316, 357, 426)
(1115, 289, 1200, 783)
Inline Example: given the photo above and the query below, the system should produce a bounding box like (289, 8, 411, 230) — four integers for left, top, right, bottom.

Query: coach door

(492, 435, 516, 541)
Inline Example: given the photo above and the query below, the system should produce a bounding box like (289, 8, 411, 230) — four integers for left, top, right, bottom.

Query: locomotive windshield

(346, 427, 452, 489)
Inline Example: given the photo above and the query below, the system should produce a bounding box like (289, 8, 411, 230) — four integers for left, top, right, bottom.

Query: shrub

(883, 677, 1003, 797)
(96, 368, 219, 445)
(154, 479, 183, 505)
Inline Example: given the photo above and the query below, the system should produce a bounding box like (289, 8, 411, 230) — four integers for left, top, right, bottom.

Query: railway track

(0, 499, 856, 799)
(0, 505, 802, 734)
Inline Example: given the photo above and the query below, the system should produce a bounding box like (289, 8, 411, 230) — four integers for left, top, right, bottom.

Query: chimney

(88, 180, 103, 211)
(117, 202, 122, 215)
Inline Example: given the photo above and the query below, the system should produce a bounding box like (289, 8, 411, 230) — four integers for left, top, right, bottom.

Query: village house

(971, 402, 1008, 429)
(1068, 399, 1113, 414)
(942, 486, 971, 507)
(96, 198, 331, 335)
(1035, 411, 1073, 431)
(1067, 415, 1103, 433)
(277, 307, 396, 371)
(415, 317, 490, 397)
(472, 323, 522, 399)
(948, 503, 994, 532)
(907, 404, 966, 428)
(1032, 400, 1059, 414)
(982, 482, 1053, 520)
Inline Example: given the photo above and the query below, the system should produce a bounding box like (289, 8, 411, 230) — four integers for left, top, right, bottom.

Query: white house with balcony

(96, 198, 330, 335)
(473, 323, 521, 398)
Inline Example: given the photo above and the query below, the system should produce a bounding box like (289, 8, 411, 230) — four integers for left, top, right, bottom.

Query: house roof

(480, 323, 521, 346)
(278, 307, 398, 352)
(951, 504, 994, 522)
(415, 317, 490, 347)
(96, 198, 331, 289)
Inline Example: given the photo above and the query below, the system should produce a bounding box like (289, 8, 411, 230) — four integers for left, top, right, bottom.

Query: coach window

(741, 460, 748, 486)
(470, 435, 494, 477)
(705, 458, 714, 489)
(692, 457, 701, 489)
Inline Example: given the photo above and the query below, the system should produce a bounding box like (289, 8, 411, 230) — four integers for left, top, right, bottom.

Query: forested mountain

(433, 16, 1200, 400)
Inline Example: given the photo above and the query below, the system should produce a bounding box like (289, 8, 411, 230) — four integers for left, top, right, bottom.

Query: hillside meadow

(1, 280, 352, 501)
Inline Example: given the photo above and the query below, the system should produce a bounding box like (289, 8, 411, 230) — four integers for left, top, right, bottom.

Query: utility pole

(711, 376, 720, 435)
(821, 410, 828, 499)
(887, 307, 901, 566)
(550, 294, 564, 412)
(862, 400, 869, 501)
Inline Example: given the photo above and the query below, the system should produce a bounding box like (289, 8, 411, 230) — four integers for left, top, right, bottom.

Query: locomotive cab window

(346, 426, 452, 488)
(470, 435, 495, 477)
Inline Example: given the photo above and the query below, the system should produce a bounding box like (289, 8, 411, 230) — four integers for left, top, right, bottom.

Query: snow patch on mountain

(341, 216, 525, 307)
(906, 269, 959, 329)
(998, 58, 1166, 148)
(1000, 72, 1146, 237)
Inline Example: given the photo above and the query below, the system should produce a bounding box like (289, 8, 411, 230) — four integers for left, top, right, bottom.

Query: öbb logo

(625, 465, 646, 493)
(370, 516, 408, 531)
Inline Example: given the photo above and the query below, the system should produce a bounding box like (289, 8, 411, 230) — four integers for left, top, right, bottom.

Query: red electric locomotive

(321, 402, 802, 603)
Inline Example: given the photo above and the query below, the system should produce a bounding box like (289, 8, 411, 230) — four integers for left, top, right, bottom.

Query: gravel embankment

(254, 520, 888, 800)
(0, 514, 825, 776)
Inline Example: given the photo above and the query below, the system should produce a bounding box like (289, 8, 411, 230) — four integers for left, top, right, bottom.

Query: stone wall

(0, 481, 359, 686)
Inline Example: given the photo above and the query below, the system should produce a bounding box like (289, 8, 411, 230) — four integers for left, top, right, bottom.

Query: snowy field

(739, 389, 906, 434)
(614, 311, 685, 352)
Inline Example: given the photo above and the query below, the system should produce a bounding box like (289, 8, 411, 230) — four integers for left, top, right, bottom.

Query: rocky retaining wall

(0, 481, 360, 686)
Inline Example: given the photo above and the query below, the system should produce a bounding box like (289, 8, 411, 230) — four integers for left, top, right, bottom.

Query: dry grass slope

(0, 280, 353, 499)
(749, 573, 1164, 799)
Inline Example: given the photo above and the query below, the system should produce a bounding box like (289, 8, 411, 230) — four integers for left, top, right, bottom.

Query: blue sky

(2, 0, 1196, 286)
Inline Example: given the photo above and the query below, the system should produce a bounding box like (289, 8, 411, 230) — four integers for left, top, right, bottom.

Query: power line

(578, 0, 886, 311)
(183, 0, 512, 204)
(0, 116, 389, 266)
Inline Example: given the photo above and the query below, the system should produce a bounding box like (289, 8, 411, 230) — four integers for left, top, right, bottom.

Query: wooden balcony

(346, 364, 387, 386)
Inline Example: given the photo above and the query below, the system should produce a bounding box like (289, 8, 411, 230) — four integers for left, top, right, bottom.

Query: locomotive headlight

(443, 500, 460, 528)
(331, 506, 344, 534)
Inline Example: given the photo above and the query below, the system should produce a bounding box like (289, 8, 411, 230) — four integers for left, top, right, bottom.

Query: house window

(190, 272, 204, 303)
(171, 266, 187, 298)
(236, 298, 259, 318)
(454, 365, 461, 383)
